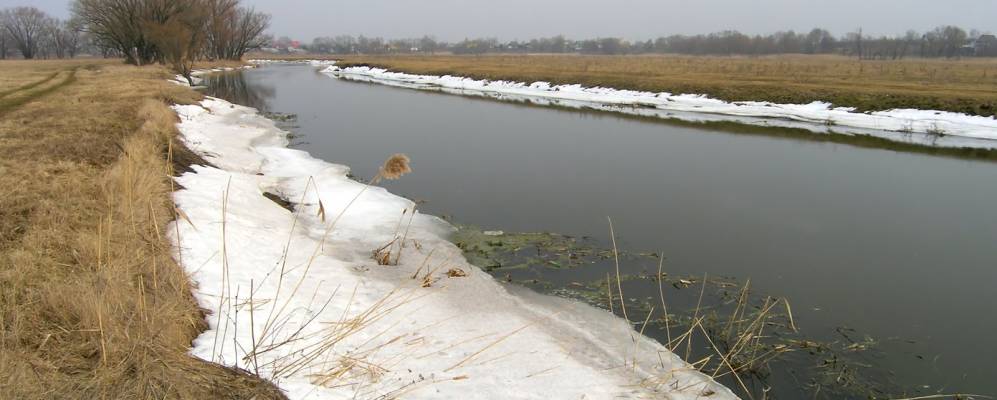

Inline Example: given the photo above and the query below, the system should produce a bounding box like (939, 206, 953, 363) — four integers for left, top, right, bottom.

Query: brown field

(0, 59, 283, 399)
(322, 54, 997, 117)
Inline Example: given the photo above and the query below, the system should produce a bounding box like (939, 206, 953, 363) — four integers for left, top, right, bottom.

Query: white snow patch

(321, 65, 997, 150)
(249, 59, 338, 67)
(170, 96, 738, 399)
(170, 65, 258, 87)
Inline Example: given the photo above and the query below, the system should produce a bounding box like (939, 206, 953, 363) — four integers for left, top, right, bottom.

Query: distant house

(973, 34, 997, 57)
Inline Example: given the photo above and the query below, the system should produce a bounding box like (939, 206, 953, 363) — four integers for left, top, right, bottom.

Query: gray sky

(6, 0, 996, 41)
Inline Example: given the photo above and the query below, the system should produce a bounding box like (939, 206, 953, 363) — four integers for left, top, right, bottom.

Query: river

(203, 63, 997, 399)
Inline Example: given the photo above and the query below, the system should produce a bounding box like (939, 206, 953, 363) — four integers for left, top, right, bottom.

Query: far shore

(249, 52, 997, 117)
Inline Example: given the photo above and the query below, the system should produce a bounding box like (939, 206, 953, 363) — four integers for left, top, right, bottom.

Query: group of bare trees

(0, 7, 84, 60)
(297, 26, 991, 59)
(465, 26, 984, 59)
(305, 35, 440, 55)
(70, 0, 269, 83)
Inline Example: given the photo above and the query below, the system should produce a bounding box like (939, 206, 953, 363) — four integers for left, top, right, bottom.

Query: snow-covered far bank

(169, 65, 257, 87)
(320, 64, 997, 150)
(169, 96, 738, 399)
(249, 59, 338, 66)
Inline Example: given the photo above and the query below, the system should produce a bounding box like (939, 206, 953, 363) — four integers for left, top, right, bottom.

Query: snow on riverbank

(169, 65, 257, 87)
(169, 96, 738, 399)
(321, 64, 997, 150)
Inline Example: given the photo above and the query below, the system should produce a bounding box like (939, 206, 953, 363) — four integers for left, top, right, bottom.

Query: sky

(6, 0, 996, 41)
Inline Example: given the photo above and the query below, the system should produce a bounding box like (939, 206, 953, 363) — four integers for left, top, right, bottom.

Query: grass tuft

(0, 59, 283, 399)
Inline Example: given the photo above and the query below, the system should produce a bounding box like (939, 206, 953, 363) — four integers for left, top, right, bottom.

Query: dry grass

(329, 54, 997, 116)
(0, 59, 283, 399)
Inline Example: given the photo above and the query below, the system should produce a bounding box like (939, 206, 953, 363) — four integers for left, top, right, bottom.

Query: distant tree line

(0, 7, 85, 60)
(71, 0, 270, 67)
(292, 26, 996, 59)
(1, 1, 270, 85)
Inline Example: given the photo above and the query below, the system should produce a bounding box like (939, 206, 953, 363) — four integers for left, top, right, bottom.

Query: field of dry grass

(328, 54, 997, 117)
(0, 59, 283, 399)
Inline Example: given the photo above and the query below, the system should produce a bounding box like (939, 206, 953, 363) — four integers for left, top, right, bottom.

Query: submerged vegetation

(453, 225, 986, 399)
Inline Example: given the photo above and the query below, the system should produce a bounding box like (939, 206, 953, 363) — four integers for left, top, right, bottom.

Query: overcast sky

(7, 0, 996, 41)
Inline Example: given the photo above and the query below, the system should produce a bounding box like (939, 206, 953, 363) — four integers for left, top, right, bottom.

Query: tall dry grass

(0, 60, 283, 399)
(332, 54, 997, 116)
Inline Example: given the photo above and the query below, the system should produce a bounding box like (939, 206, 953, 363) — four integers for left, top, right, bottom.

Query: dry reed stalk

(260, 154, 412, 353)
(420, 253, 454, 287)
(415, 331, 497, 360)
(783, 297, 797, 333)
(633, 306, 655, 372)
(686, 273, 708, 361)
(373, 208, 408, 265)
(444, 324, 531, 372)
(394, 205, 418, 265)
(606, 217, 629, 325)
(656, 253, 672, 345)
(256, 176, 318, 347)
(605, 272, 614, 313)
(213, 178, 234, 363)
(723, 279, 751, 343)
(694, 319, 753, 399)
(249, 279, 260, 375)
(410, 248, 437, 279)
(270, 287, 429, 381)
(713, 300, 782, 378)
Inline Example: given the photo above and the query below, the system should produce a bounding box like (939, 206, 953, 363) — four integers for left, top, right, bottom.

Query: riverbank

(0, 60, 282, 398)
(321, 54, 997, 117)
(169, 86, 738, 398)
(320, 63, 997, 149)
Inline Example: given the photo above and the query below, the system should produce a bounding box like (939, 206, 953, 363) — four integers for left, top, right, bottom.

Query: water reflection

(201, 71, 275, 111)
(202, 64, 997, 399)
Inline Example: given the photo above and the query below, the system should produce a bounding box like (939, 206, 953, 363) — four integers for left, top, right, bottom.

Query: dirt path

(0, 68, 78, 116)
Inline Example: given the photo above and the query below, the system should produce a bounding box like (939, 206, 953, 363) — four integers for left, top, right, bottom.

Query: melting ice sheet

(321, 64, 997, 150)
(169, 96, 737, 399)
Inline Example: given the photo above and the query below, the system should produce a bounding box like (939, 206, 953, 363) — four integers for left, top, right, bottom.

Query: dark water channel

(203, 64, 997, 399)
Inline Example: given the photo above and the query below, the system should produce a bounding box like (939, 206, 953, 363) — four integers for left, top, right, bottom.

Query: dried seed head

(379, 153, 411, 180)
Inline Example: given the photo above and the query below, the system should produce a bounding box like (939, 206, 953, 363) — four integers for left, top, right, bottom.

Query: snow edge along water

(307, 61, 997, 150)
(167, 70, 739, 399)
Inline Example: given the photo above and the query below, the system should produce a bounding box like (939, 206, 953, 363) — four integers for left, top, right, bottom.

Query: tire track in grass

(0, 68, 78, 117)
(0, 71, 61, 100)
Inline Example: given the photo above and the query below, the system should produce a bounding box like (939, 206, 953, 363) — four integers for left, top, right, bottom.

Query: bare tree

(145, 1, 208, 85)
(218, 6, 269, 59)
(45, 18, 81, 59)
(72, 0, 164, 64)
(2, 7, 49, 59)
(63, 19, 84, 58)
(0, 13, 8, 59)
(938, 25, 967, 58)
(204, 0, 238, 60)
(854, 28, 863, 59)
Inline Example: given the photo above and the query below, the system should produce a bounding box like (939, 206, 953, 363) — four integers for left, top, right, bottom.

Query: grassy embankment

(326, 54, 997, 117)
(0, 59, 283, 399)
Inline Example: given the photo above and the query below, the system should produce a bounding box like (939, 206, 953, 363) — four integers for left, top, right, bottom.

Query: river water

(203, 63, 997, 398)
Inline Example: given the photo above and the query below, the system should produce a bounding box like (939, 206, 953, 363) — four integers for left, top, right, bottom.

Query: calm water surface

(204, 64, 997, 397)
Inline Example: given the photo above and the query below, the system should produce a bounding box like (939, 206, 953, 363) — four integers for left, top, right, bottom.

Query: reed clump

(368, 154, 413, 266)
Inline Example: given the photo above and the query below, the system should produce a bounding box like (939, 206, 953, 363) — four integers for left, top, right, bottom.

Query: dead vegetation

(328, 54, 997, 117)
(0, 59, 283, 399)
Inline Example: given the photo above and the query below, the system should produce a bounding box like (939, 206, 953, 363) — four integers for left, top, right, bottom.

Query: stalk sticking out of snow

(169, 96, 740, 399)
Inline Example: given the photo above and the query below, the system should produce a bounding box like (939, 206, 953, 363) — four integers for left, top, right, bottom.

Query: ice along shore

(168, 92, 738, 399)
(320, 63, 997, 150)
